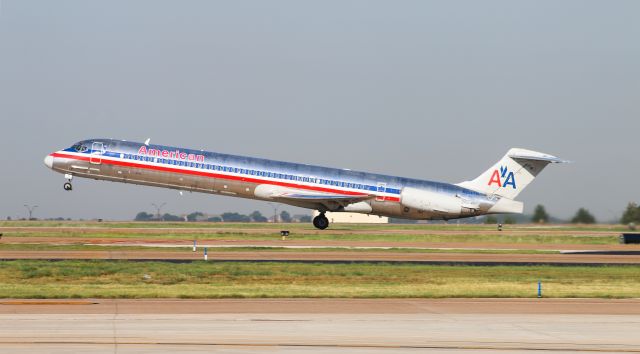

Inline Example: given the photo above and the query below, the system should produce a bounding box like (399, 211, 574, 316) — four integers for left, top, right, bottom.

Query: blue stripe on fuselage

(63, 139, 486, 199)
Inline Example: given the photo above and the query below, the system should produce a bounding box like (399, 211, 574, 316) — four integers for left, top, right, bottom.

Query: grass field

(0, 243, 559, 254)
(2, 231, 621, 244)
(1, 260, 638, 299)
(1, 221, 635, 299)
(0, 221, 625, 245)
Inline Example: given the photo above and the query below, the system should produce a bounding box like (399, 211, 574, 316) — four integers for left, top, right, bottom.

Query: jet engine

(400, 187, 462, 216)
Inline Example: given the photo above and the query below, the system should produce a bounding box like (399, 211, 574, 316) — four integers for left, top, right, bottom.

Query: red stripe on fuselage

(51, 152, 401, 202)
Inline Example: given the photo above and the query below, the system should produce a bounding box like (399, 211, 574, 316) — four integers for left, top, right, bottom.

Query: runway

(1, 299, 639, 353)
(6, 235, 640, 251)
(2, 249, 640, 265)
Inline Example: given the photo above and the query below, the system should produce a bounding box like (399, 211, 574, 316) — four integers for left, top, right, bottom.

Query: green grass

(4, 231, 620, 244)
(1, 230, 621, 245)
(0, 260, 638, 299)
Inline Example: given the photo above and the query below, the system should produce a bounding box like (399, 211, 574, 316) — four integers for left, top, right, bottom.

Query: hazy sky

(1, 1, 638, 221)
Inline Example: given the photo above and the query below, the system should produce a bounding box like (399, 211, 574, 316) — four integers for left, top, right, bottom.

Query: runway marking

(0, 301, 97, 306)
(1, 340, 638, 352)
(83, 242, 563, 252)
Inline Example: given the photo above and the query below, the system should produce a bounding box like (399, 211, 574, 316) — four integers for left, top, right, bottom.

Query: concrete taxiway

(2, 249, 640, 265)
(0, 299, 639, 353)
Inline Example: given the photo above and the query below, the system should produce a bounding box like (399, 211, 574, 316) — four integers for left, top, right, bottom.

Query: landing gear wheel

(313, 213, 329, 230)
(63, 182, 73, 191)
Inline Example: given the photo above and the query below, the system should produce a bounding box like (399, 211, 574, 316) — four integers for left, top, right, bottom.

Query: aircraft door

(376, 182, 386, 201)
(90, 142, 104, 164)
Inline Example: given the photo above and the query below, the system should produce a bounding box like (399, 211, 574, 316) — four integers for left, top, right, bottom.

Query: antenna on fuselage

(144, 138, 151, 146)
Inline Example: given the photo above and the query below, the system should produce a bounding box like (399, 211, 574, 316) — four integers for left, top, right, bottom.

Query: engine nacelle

(400, 187, 462, 216)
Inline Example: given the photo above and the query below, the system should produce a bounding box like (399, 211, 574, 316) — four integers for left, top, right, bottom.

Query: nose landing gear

(312, 212, 329, 230)
(63, 174, 73, 191)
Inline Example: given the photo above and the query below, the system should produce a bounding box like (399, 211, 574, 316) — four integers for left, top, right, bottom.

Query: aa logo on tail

(488, 166, 516, 189)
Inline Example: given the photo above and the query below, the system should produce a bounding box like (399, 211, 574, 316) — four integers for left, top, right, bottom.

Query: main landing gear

(63, 174, 73, 191)
(312, 212, 329, 230)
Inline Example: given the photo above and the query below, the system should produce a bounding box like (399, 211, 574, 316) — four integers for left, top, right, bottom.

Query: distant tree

(621, 202, 640, 224)
(186, 212, 204, 222)
(161, 213, 183, 222)
(221, 212, 251, 222)
(206, 216, 222, 222)
(295, 215, 312, 223)
(249, 211, 268, 222)
(6, 216, 11, 221)
(280, 211, 292, 223)
(571, 208, 596, 224)
(531, 205, 550, 224)
(134, 212, 154, 221)
(503, 216, 517, 224)
(484, 215, 498, 224)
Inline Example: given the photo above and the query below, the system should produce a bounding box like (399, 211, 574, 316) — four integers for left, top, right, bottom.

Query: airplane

(44, 139, 565, 229)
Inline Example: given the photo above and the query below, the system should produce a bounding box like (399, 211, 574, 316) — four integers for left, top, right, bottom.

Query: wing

(254, 184, 374, 211)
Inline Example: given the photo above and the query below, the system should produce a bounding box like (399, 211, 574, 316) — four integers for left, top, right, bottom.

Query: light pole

(23, 204, 38, 220)
(151, 202, 166, 221)
(268, 202, 280, 223)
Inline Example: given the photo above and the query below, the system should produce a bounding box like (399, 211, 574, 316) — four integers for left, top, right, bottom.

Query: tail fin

(456, 148, 566, 200)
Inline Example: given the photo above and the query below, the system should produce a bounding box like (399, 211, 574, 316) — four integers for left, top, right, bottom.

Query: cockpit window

(72, 143, 89, 152)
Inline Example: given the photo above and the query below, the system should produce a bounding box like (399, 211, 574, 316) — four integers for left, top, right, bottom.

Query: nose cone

(44, 155, 54, 169)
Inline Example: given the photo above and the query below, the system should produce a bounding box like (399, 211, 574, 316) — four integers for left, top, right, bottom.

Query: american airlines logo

(488, 166, 516, 189)
(138, 146, 205, 162)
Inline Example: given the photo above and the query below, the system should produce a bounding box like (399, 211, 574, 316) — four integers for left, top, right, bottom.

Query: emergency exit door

(90, 142, 104, 164)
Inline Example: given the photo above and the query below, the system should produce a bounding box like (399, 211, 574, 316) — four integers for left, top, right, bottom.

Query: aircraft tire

(313, 214, 329, 230)
(63, 182, 73, 191)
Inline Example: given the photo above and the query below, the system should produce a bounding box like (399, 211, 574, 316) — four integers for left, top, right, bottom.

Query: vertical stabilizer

(456, 148, 565, 200)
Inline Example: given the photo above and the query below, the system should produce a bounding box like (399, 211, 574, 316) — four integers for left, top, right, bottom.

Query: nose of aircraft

(44, 154, 54, 169)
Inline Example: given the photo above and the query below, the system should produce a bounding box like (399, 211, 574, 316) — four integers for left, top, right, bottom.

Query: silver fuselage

(45, 139, 499, 220)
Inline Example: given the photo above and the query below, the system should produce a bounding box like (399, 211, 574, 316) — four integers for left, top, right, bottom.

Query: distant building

(312, 211, 388, 224)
